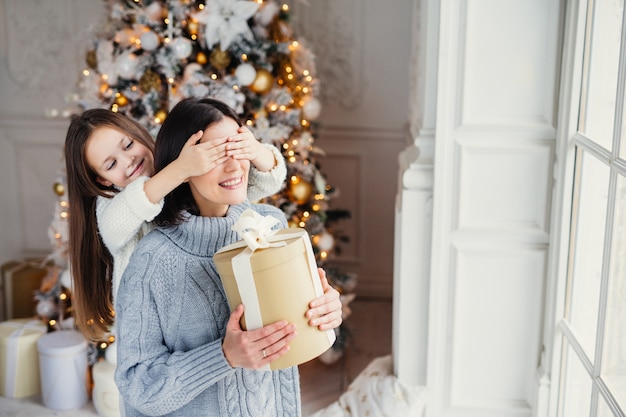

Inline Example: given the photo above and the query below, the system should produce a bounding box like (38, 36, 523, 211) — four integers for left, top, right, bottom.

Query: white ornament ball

(116, 52, 139, 79)
(302, 96, 322, 120)
(140, 31, 160, 51)
(170, 37, 193, 59)
(36, 298, 56, 318)
(145, 2, 163, 22)
(317, 232, 335, 252)
(235, 63, 257, 86)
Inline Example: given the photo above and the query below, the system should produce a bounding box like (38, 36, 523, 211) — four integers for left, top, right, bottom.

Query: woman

(114, 97, 342, 417)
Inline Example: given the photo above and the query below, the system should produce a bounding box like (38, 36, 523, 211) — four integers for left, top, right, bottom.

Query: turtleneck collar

(157, 201, 252, 257)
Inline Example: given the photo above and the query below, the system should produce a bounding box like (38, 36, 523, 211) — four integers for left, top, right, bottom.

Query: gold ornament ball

(139, 69, 162, 93)
(53, 182, 65, 196)
(250, 69, 274, 94)
(115, 94, 129, 107)
(187, 21, 199, 35)
(209, 48, 232, 70)
(85, 50, 98, 69)
(290, 178, 313, 204)
(196, 51, 208, 65)
(154, 109, 168, 124)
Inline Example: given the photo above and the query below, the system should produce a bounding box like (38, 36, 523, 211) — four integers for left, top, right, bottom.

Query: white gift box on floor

(92, 359, 121, 417)
(0, 318, 47, 398)
(37, 330, 88, 410)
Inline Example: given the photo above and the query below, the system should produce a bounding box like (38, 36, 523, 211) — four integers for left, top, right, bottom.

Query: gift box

(92, 359, 121, 417)
(0, 318, 47, 398)
(1, 260, 48, 320)
(37, 330, 88, 410)
(214, 209, 336, 371)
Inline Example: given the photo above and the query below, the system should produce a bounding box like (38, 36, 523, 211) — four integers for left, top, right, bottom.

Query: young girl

(65, 108, 286, 342)
(114, 97, 341, 417)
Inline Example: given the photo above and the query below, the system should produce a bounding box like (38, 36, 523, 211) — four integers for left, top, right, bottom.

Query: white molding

(392, 0, 438, 388)
(428, 2, 463, 410)
(0, 117, 70, 145)
(317, 125, 406, 142)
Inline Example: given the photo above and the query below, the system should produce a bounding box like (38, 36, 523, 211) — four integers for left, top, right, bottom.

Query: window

(555, 0, 626, 415)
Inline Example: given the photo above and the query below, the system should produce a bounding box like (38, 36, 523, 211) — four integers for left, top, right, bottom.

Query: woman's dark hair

(154, 97, 243, 226)
(64, 109, 155, 342)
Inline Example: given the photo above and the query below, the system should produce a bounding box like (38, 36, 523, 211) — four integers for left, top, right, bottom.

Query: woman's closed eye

(124, 138, 134, 150)
(106, 159, 117, 171)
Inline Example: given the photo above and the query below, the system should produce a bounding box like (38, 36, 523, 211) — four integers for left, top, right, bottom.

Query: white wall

(0, 0, 105, 264)
(0, 0, 412, 298)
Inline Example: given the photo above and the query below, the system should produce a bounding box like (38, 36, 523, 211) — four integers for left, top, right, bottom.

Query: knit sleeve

(96, 176, 164, 255)
(114, 242, 234, 416)
(247, 143, 287, 201)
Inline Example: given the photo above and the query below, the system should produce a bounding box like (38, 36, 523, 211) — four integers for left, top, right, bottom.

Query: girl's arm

(96, 177, 163, 255)
(247, 144, 287, 201)
(97, 132, 229, 254)
(226, 127, 287, 201)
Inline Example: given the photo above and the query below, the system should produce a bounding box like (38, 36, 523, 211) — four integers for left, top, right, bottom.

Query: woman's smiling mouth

(219, 176, 243, 189)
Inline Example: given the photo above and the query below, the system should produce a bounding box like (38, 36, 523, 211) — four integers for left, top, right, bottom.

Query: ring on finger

(262, 349, 267, 359)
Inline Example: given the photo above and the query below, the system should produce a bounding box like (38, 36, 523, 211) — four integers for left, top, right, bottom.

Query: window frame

(547, 0, 626, 415)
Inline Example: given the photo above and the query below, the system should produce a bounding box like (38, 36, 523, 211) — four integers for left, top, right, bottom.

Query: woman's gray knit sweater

(114, 201, 301, 417)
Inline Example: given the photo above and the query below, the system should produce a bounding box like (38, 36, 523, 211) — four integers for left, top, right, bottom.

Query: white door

(427, 0, 563, 416)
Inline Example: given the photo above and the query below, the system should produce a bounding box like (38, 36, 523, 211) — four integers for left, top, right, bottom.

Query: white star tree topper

(194, 0, 260, 50)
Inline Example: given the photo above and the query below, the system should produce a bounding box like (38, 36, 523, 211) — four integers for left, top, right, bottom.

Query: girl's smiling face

(188, 117, 250, 217)
(86, 126, 155, 189)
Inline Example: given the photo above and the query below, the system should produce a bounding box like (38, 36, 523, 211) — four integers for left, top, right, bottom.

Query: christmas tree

(59, 0, 356, 362)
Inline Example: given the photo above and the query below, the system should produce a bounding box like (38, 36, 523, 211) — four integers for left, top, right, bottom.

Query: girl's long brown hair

(64, 109, 155, 342)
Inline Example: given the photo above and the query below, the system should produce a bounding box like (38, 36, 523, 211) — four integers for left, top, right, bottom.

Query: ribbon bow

(232, 209, 282, 252)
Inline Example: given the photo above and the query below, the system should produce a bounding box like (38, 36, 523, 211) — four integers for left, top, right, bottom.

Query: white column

(393, 140, 434, 386)
(392, 0, 439, 386)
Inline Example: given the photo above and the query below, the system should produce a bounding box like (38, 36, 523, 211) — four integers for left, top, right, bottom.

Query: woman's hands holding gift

(306, 268, 343, 331)
(222, 304, 297, 369)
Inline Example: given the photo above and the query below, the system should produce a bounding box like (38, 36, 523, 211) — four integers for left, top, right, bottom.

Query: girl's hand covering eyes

(177, 130, 231, 178)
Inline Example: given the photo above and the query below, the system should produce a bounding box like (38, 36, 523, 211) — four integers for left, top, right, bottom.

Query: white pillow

(309, 355, 426, 417)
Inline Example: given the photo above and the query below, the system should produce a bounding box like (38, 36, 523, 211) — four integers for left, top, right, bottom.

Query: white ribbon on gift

(3, 320, 46, 397)
(230, 209, 287, 332)
(231, 209, 284, 252)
